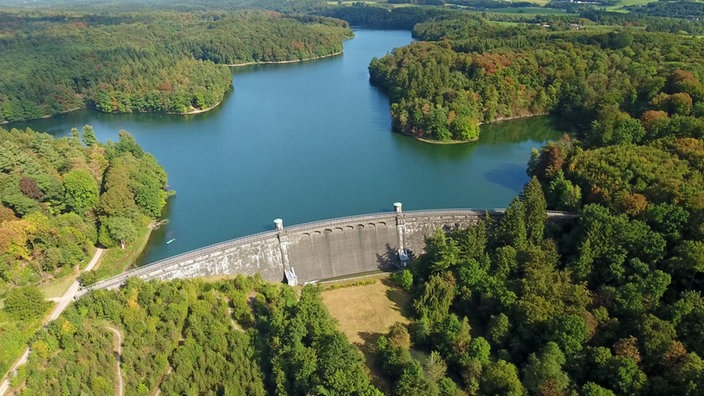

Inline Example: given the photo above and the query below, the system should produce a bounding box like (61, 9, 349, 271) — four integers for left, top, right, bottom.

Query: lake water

(11, 30, 562, 265)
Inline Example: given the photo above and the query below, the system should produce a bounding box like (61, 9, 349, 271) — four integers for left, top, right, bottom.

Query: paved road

(0, 248, 105, 395)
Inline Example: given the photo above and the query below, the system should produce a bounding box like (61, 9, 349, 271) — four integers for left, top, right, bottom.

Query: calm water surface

(13, 30, 562, 265)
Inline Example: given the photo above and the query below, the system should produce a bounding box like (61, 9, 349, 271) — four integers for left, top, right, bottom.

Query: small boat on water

(166, 238, 176, 245)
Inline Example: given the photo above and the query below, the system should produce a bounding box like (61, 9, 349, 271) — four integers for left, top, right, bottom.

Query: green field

(37, 269, 78, 299)
(321, 277, 410, 345)
(321, 276, 410, 392)
(483, 6, 574, 15)
(605, 0, 659, 12)
(88, 226, 152, 281)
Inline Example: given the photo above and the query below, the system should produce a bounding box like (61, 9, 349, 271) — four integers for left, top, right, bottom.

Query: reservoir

(12, 30, 562, 265)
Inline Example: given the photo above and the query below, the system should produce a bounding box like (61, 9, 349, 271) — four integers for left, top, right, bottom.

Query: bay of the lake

(12, 29, 562, 265)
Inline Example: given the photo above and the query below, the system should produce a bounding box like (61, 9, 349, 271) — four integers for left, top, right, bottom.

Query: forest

(11, 276, 381, 395)
(0, 9, 351, 122)
(624, 1, 704, 19)
(0, 127, 168, 285)
(362, 8, 704, 394)
(369, 14, 704, 142)
(378, 174, 703, 394)
(3, 1, 704, 394)
(0, 126, 168, 376)
(316, 4, 452, 30)
(0, 0, 328, 13)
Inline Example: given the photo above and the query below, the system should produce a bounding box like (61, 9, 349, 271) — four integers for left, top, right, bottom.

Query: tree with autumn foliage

(0, 126, 169, 285)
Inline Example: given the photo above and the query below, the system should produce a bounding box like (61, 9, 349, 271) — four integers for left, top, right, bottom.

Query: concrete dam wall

(88, 206, 574, 291)
(283, 214, 400, 282)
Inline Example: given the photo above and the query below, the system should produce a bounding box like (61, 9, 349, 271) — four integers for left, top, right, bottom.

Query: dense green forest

(12, 277, 381, 395)
(0, 0, 328, 13)
(369, 14, 704, 141)
(378, 173, 703, 394)
(4, 1, 704, 394)
(0, 127, 168, 285)
(316, 4, 452, 30)
(0, 126, 168, 376)
(362, 9, 704, 394)
(624, 1, 704, 19)
(0, 9, 351, 122)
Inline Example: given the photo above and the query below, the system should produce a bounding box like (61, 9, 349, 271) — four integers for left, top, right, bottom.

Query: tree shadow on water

(484, 163, 529, 191)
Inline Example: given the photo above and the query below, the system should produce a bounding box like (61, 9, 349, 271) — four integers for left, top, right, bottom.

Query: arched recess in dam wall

(88, 208, 573, 291)
(285, 210, 494, 283)
(285, 216, 399, 282)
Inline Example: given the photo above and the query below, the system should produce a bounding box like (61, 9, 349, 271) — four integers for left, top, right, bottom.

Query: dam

(87, 204, 575, 291)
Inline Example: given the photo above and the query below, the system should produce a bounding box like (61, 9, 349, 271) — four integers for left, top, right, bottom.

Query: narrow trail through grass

(105, 326, 123, 396)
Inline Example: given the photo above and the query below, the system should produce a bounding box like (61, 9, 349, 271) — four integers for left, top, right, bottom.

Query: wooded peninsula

(368, 14, 704, 142)
(2, 0, 704, 395)
(0, 9, 351, 122)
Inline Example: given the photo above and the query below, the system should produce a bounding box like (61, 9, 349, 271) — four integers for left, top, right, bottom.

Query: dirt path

(227, 304, 245, 333)
(105, 326, 123, 396)
(49, 248, 104, 321)
(152, 366, 172, 396)
(0, 248, 105, 396)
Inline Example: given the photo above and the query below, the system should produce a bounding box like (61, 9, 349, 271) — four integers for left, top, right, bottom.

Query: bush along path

(0, 248, 104, 395)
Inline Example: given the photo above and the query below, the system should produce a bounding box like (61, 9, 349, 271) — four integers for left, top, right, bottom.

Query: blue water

(11, 30, 561, 265)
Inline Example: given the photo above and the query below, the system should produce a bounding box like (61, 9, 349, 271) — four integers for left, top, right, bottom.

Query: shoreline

(1, 49, 347, 125)
(415, 136, 476, 145)
(0, 106, 83, 126)
(174, 100, 223, 115)
(2, 100, 227, 125)
(409, 113, 550, 144)
(226, 50, 343, 67)
(91, 222, 156, 281)
(125, 223, 156, 272)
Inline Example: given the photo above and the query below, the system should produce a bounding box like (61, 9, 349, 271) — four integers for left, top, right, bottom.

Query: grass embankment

(604, 0, 658, 12)
(38, 274, 77, 299)
(37, 246, 102, 299)
(37, 223, 152, 297)
(485, 7, 573, 15)
(326, 1, 415, 7)
(321, 276, 410, 391)
(91, 225, 152, 281)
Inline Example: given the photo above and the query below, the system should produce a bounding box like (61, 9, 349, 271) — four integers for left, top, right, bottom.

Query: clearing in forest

(321, 277, 410, 345)
(321, 277, 411, 392)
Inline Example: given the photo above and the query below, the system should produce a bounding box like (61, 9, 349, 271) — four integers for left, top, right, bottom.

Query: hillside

(0, 9, 351, 122)
(2, 2, 704, 395)
(369, 14, 704, 142)
(11, 277, 381, 395)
